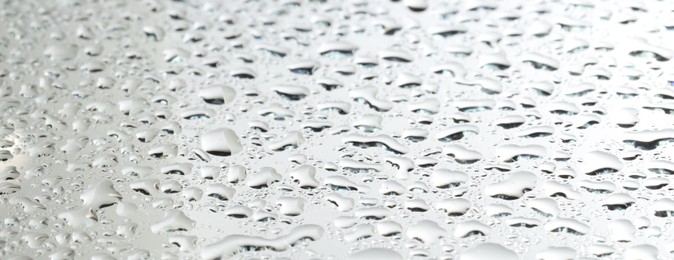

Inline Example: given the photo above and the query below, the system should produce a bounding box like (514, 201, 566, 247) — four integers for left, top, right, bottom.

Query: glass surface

(1, 0, 674, 259)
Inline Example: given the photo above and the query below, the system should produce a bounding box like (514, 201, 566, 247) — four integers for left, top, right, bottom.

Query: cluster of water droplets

(2, 0, 674, 259)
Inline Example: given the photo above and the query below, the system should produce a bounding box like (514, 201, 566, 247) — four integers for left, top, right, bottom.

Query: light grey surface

(1, 0, 674, 259)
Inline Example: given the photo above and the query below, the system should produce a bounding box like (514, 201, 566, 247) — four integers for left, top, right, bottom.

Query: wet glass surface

(1, 0, 674, 259)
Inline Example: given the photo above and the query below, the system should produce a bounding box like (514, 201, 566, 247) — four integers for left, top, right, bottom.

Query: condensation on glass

(1, 0, 674, 259)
